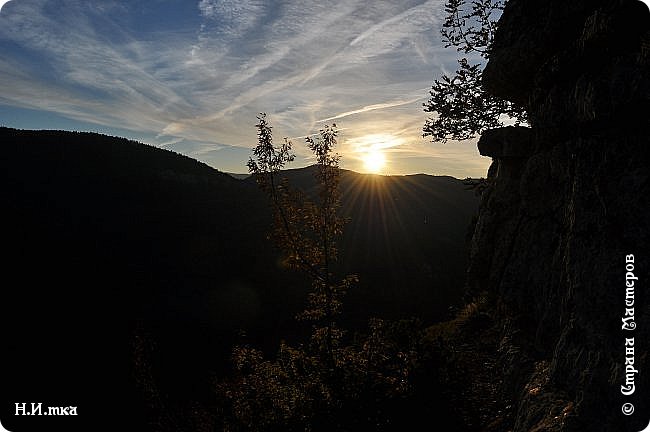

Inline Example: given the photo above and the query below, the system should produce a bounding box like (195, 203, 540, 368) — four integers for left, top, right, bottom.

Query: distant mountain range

(1, 127, 478, 430)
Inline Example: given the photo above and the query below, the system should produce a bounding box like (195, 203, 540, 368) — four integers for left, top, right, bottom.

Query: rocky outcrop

(468, 1, 650, 431)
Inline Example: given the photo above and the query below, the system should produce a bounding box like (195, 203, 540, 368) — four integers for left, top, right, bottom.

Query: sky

(0, 0, 491, 178)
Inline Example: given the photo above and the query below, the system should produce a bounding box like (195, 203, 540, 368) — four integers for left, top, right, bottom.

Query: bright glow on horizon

(363, 150, 386, 174)
(346, 133, 402, 174)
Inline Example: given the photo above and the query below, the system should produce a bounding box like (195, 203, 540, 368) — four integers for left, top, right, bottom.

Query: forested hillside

(1, 127, 478, 431)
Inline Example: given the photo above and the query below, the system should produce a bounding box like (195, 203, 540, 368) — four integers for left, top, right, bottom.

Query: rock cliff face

(467, 0, 650, 430)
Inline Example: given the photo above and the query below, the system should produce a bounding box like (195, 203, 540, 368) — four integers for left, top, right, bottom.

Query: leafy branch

(424, 0, 527, 143)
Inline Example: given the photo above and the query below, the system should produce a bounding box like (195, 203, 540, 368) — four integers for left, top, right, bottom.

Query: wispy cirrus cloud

(0, 0, 490, 177)
(318, 97, 426, 123)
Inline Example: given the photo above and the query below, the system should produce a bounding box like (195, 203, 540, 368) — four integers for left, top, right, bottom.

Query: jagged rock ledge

(467, 1, 650, 431)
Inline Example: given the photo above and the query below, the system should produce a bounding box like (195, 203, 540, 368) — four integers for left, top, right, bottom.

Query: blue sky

(0, 0, 491, 177)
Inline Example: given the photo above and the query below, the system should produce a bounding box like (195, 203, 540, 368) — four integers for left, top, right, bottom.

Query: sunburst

(363, 150, 386, 174)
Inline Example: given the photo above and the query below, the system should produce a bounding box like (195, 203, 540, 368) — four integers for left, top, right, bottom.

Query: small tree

(423, 0, 526, 142)
(216, 115, 418, 431)
(247, 114, 355, 368)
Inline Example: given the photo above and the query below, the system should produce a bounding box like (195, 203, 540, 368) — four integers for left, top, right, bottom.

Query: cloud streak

(318, 97, 426, 123)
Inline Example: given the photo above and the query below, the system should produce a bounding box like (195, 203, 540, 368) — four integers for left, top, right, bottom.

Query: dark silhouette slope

(262, 167, 478, 325)
(0, 127, 478, 430)
(1, 127, 281, 431)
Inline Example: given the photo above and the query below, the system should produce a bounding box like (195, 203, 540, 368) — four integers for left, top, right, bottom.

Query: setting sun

(363, 150, 386, 173)
(349, 133, 400, 174)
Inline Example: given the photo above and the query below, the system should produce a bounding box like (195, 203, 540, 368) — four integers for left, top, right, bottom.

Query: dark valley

(1, 127, 478, 431)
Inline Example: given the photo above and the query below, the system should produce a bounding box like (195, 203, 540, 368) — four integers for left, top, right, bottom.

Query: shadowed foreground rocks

(467, 0, 649, 431)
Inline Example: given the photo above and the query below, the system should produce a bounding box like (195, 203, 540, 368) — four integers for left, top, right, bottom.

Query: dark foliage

(440, 0, 502, 55)
(423, 0, 526, 142)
